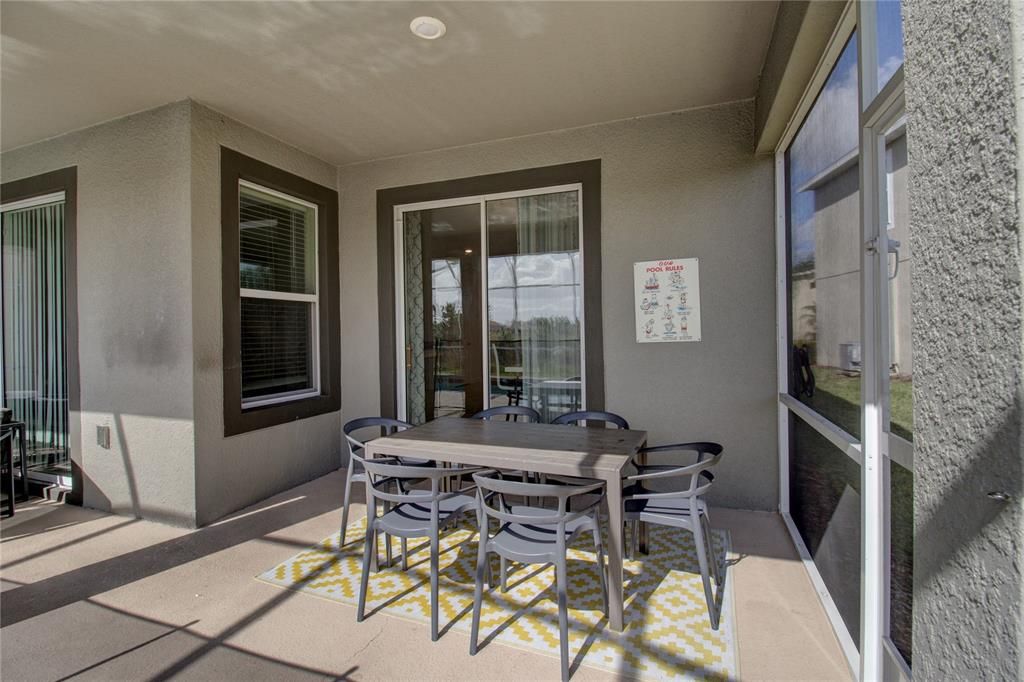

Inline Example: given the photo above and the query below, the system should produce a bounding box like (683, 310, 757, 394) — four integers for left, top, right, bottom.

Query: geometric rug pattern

(257, 517, 735, 680)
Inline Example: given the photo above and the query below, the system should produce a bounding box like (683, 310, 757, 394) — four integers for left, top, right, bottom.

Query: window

(239, 182, 319, 407)
(221, 148, 339, 436)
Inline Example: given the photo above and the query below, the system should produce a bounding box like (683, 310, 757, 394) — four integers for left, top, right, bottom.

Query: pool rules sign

(634, 258, 702, 343)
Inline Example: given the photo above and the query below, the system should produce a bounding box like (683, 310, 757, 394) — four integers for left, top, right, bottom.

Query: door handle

(887, 238, 901, 280)
(406, 344, 413, 369)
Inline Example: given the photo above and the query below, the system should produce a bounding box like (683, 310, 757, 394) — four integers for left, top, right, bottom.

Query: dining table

(363, 416, 648, 633)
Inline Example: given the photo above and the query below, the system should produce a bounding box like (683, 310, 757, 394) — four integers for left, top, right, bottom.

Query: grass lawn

(802, 367, 913, 442)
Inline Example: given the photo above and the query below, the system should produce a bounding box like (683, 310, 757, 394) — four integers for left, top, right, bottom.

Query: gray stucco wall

(905, 0, 1024, 678)
(1, 102, 198, 526)
(337, 101, 779, 511)
(189, 101, 341, 527)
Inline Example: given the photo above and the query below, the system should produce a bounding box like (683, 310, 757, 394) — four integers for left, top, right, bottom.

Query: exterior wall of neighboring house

(0, 101, 198, 526)
(337, 101, 779, 511)
(188, 101, 341, 527)
(794, 134, 912, 375)
(904, 0, 1024, 678)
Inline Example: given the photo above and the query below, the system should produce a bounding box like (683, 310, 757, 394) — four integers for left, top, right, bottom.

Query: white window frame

(238, 179, 321, 409)
(774, 2, 912, 680)
(392, 183, 585, 423)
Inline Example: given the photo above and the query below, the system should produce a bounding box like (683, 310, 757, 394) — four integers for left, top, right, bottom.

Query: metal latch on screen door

(865, 236, 902, 279)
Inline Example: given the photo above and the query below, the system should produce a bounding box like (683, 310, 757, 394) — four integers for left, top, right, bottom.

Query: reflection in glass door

(401, 203, 482, 422)
(487, 191, 582, 423)
(396, 187, 583, 424)
(1, 195, 71, 486)
(785, 33, 864, 653)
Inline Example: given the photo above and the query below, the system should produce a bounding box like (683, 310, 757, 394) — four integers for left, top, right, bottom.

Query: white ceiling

(1, 1, 779, 166)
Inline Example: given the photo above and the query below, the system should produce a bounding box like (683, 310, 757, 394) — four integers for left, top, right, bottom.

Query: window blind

(238, 183, 318, 405)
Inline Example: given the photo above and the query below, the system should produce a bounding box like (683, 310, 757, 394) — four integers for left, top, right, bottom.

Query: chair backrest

(343, 417, 413, 459)
(472, 470, 603, 543)
(627, 441, 724, 499)
(360, 455, 477, 516)
(551, 410, 630, 430)
(471, 405, 541, 423)
(491, 344, 517, 392)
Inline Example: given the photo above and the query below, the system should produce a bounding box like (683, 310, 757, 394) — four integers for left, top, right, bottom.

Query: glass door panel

(401, 203, 483, 423)
(486, 191, 582, 422)
(787, 36, 863, 439)
(789, 414, 862, 646)
(1, 200, 70, 481)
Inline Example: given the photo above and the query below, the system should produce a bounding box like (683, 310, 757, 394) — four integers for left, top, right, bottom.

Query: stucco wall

(1, 102, 198, 526)
(337, 101, 778, 511)
(905, 0, 1024, 678)
(189, 101, 341, 526)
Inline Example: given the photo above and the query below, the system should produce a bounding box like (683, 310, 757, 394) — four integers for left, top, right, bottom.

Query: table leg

(18, 426, 28, 501)
(605, 472, 625, 632)
(2, 437, 13, 518)
(637, 446, 649, 555)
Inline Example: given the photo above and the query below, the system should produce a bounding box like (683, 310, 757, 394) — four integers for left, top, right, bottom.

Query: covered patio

(1, 471, 848, 680)
(3, 1, 1022, 681)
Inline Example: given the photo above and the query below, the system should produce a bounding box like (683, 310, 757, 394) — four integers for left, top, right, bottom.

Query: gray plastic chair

(550, 410, 630, 429)
(472, 406, 542, 499)
(470, 471, 608, 682)
(341, 417, 432, 549)
(356, 455, 481, 641)
(623, 441, 724, 628)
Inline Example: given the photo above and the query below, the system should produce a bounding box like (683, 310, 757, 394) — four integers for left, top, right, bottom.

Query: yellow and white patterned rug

(258, 517, 735, 680)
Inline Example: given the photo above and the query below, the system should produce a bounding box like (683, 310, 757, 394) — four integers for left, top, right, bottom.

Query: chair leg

(702, 513, 721, 585)
(356, 520, 375, 622)
(500, 556, 509, 592)
(340, 467, 355, 546)
(470, 540, 488, 655)
(401, 537, 409, 571)
(629, 519, 640, 560)
(430, 532, 440, 641)
(593, 528, 609, 615)
(693, 519, 719, 630)
(556, 555, 570, 682)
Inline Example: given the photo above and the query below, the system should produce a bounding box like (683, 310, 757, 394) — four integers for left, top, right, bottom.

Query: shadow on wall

(85, 412, 198, 527)
(913, 399, 1021, 675)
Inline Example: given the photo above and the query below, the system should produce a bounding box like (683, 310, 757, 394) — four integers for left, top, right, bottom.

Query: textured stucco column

(904, 0, 1023, 677)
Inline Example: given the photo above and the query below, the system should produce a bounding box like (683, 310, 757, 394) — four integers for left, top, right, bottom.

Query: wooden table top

(364, 418, 648, 479)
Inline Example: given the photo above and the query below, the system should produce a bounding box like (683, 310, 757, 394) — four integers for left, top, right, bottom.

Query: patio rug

(257, 518, 736, 680)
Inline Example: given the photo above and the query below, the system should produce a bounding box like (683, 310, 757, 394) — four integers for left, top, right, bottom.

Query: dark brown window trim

(221, 147, 340, 436)
(1, 167, 82, 505)
(376, 159, 603, 418)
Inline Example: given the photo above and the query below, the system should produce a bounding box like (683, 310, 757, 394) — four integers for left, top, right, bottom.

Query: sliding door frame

(392, 183, 585, 422)
(0, 167, 81, 504)
(376, 161, 603, 419)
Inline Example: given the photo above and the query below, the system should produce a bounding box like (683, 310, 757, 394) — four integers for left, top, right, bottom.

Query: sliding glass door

(396, 185, 584, 424)
(1, 193, 71, 486)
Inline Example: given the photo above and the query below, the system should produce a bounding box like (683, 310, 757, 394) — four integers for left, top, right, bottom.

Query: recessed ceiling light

(464, 248, 473, 254)
(410, 16, 446, 40)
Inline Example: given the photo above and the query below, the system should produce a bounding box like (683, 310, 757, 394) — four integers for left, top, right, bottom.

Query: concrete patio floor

(0, 470, 851, 681)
